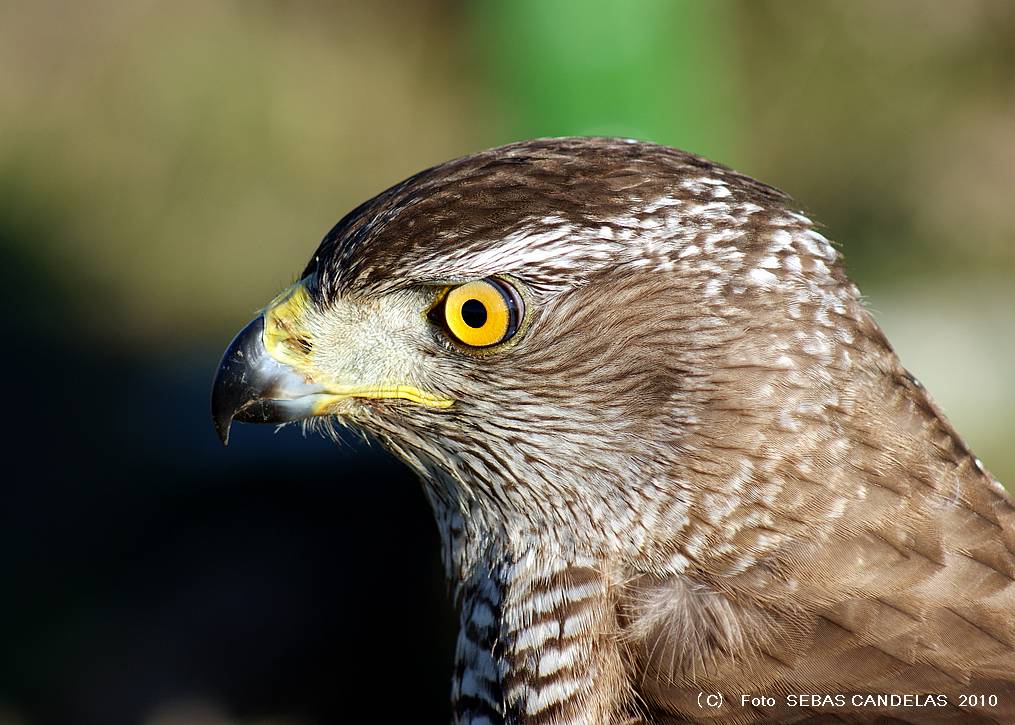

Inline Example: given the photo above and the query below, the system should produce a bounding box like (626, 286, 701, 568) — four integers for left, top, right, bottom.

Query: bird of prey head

(212, 138, 1014, 724)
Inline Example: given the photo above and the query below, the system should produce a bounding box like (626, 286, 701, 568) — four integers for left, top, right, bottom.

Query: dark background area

(2, 2, 1012, 724)
(5, 246, 456, 725)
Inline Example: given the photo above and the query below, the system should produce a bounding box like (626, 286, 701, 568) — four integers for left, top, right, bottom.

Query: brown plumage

(212, 137, 1015, 724)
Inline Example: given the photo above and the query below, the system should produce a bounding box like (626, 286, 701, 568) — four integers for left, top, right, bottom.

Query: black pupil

(461, 299, 488, 328)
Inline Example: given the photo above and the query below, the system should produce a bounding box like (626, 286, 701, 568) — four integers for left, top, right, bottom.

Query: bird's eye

(432, 278, 524, 348)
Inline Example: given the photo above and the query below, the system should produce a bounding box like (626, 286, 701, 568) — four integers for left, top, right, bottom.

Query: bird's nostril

(285, 336, 313, 356)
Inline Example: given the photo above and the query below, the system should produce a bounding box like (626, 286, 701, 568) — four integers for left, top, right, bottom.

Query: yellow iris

(443, 279, 517, 347)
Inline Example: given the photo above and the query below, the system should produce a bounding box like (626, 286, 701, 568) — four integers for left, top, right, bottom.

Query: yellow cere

(444, 280, 511, 347)
(262, 281, 454, 411)
(262, 282, 315, 369)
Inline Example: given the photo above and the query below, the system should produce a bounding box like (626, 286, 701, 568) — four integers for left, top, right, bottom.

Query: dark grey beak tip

(214, 415, 232, 447)
(212, 313, 324, 444)
(211, 316, 266, 447)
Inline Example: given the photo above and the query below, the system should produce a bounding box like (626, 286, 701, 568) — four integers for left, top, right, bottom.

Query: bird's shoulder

(617, 383, 1015, 723)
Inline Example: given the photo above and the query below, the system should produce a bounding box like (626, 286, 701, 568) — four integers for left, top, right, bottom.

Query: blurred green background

(2, 1, 1012, 724)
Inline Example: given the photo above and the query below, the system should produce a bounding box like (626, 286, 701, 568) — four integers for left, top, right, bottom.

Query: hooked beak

(210, 315, 334, 445)
(213, 280, 455, 445)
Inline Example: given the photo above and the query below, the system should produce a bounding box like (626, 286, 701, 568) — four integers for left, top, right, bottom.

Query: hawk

(211, 138, 1015, 724)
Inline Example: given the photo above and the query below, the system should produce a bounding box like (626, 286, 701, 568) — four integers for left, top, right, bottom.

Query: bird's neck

(432, 494, 636, 723)
(414, 466, 643, 721)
